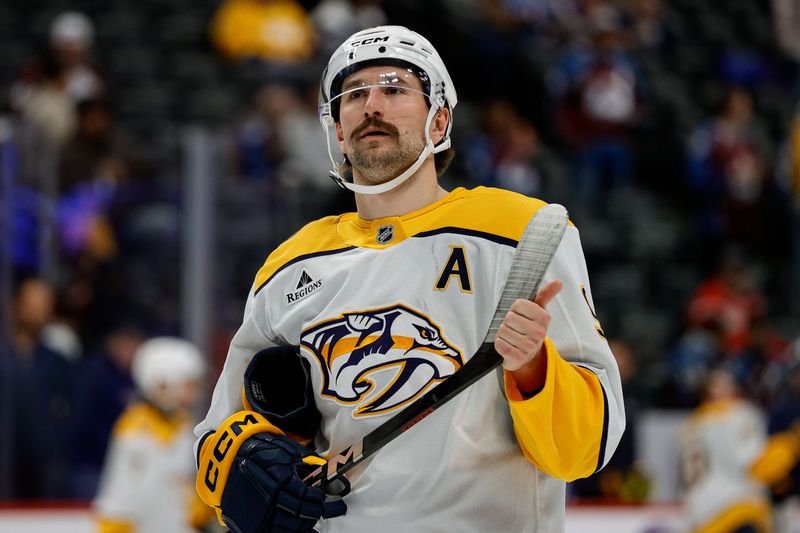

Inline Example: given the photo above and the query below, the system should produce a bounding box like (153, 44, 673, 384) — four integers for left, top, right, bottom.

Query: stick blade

(485, 203, 569, 341)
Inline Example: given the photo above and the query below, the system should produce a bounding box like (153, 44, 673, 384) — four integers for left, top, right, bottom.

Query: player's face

(336, 66, 430, 184)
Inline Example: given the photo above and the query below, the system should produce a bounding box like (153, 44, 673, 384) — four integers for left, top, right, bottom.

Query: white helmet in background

(318, 25, 458, 195)
(132, 337, 206, 412)
(49, 11, 95, 47)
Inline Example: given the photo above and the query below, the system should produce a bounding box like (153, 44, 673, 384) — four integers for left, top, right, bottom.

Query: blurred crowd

(1, 0, 799, 522)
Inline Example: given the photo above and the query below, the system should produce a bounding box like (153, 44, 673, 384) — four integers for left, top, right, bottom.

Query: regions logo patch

(300, 304, 463, 417)
(286, 270, 323, 305)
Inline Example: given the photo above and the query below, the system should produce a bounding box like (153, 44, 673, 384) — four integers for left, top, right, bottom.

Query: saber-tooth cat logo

(300, 304, 463, 417)
(286, 270, 323, 304)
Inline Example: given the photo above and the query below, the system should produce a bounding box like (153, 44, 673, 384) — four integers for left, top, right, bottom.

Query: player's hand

(220, 433, 348, 533)
(494, 279, 563, 372)
(196, 411, 347, 533)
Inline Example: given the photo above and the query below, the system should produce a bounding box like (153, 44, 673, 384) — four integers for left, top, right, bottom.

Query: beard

(348, 117, 426, 184)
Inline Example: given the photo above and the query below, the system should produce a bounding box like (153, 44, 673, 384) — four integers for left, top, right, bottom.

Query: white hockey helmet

(131, 337, 205, 411)
(49, 11, 95, 47)
(318, 25, 458, 195)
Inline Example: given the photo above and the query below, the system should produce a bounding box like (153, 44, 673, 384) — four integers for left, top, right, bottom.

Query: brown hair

(434, 147, 455, 177)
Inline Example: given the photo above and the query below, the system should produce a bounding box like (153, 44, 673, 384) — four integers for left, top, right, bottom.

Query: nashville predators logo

(300, 304, 463, 417)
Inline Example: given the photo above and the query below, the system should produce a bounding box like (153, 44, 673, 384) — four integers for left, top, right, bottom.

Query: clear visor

(329, 68, 429, 107)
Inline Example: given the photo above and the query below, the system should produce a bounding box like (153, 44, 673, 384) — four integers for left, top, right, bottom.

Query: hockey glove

(196, 411, 348, 533)
(221, 432, 348, 533)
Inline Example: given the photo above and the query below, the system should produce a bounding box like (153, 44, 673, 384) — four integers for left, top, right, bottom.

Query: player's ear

(335, 121, 345, 146)
(429, 108, 449, 145)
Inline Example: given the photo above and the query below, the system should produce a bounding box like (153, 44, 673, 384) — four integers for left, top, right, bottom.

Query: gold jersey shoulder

(112, 402, 186, 443)
(252, 214, 346, 293)
(438, 186, 549, 240)
(252, 187, 556, 293)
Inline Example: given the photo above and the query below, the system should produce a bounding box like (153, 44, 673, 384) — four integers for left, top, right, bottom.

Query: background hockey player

(94, 337, 215, 533)
(194, 25, 625, 532)
(679, 367, 772, 533)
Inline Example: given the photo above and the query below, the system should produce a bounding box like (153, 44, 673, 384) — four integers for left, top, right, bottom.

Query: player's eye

(384, 86, 404, 96)
(347, 89, 366, 100)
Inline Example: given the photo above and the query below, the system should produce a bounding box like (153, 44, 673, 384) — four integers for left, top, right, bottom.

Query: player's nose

(362, 87, 387, 116)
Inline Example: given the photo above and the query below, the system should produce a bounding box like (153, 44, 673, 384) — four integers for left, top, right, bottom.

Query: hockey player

(94, 337, 213, 533)
(679, 367, 772, 533)
(194, 25, 625, 532)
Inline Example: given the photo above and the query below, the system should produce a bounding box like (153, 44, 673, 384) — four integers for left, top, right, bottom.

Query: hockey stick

(303, 203, 569, 493)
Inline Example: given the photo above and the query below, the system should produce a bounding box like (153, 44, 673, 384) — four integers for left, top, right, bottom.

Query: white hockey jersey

(95, 403, 205, 533)
(196, 186, 625, 532)
(680, 398, 771, 532)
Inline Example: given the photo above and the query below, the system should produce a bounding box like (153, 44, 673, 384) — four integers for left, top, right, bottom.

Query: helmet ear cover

(328, 58, 432, 123)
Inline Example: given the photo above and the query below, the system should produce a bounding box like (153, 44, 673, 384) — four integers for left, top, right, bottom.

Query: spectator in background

(58, 97, 151, 194)
(679, 367, 771, 533)
(6, 276, 77, 498)
(43, 11, 105, 104)
(56, 97, 155, 266)
(732, 317, 791, 407)
(210, 0, 317, 72)
(686, 86, 775, 259)
(235, 85, 288, 184)
(464, 99, 565, 199)
(686, 255, 766, 358)
(235, 83, 340, 217)
(627, 0, 679, 60)
(665, 254, 767, 408)
(493, 0, 581, 53)
(13, 11, 105, 178)
(773, 0, 800, 65)
(69, 323, 142, 498)
(783, 109, 800, 305)
(310, 0, 387, 56)
(547, 1, 644, 210)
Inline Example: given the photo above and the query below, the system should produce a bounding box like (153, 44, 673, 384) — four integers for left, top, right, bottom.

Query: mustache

(350, 117, 399, 142)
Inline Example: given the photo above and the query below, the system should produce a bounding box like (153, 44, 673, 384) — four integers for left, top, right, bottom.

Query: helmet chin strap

(326, 105, 448, 196)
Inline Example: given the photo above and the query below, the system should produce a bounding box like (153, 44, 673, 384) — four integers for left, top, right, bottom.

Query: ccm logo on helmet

(350, 36, 390, 47)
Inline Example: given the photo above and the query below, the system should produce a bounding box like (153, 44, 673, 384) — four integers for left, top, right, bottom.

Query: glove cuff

(196, 411, 284, 509)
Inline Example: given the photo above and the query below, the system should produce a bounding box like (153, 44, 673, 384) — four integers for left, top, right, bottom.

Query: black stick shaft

(304, 344, 500, 489)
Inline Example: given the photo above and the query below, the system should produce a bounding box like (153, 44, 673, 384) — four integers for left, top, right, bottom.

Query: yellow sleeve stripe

(692, 498, 772, 533)
(505, 337, 607, 481)
(95, 516, 134, 533)
(750, 431, 800, 486)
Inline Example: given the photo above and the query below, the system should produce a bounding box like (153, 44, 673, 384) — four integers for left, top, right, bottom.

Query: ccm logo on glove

(203, 412, 264, 492)
(197, 411, 283, 506)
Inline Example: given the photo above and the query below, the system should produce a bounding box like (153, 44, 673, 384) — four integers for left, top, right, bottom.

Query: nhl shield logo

(376, 224, 394, 244)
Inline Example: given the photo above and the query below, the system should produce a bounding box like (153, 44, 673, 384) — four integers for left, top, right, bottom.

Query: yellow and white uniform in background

(195, 186, 626, 532)
(680, 398, 772, 533)
(94, 403, 206, 533)
(96, 337, 210, 533)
